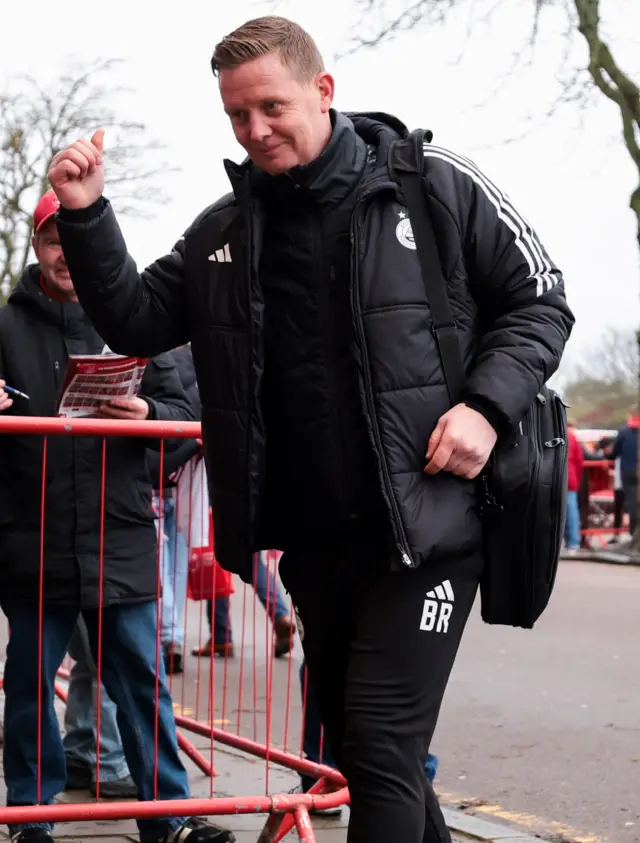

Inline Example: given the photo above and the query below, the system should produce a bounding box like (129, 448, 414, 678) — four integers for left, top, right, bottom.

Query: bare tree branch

(0, 57, 175, 300)
(341, 0, 640, 237)
(571, 326, 639, 386)
(560, 326, 639, 427)
(336, 0, 456, 58)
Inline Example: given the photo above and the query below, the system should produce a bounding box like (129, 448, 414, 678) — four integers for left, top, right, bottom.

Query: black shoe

(91, 774, 138, 798)
(155, 817, 235, 843)
(164, 642, 184, 675)
(273, 616, 295, 659)
(11, 829, 54, 843)
(65, 765, 92, 790)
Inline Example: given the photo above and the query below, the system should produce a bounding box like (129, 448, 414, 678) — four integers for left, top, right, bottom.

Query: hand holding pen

(0, 379, 29, 412)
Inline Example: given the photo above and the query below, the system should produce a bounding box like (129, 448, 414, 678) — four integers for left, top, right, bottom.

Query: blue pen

(3, 385, 30, 401)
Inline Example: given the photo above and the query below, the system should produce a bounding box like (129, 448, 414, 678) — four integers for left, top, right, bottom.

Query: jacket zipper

(350, 193, 415, 568)
(246, 206, 261, 546)
(315, 219, 348, 513)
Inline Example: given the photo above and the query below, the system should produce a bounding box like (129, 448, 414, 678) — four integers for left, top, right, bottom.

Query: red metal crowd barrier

(580, 460, 628, 547)
(0, 416, 349, 842)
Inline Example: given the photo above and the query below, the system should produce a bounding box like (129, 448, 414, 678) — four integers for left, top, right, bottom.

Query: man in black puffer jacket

(49, 16, 574, 843)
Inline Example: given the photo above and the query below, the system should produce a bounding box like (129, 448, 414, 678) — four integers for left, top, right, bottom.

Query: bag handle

(391, 133, 466, 405)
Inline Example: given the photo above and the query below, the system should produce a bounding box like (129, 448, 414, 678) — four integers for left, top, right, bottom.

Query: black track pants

(280, 546, 482, 843)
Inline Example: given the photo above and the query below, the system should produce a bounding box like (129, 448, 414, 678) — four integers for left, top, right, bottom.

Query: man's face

(219, 52, 334, 175)
(32, 219, 76, 300)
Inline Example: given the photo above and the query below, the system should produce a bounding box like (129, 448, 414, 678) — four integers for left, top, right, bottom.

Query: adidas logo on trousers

(420, 579, 455, 633)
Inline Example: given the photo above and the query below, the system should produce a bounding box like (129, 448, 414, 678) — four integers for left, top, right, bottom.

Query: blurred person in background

(564, 421, 584, 553)
(612, 413, 639, 537)
(611, 453, 625, 541)
(193, 551, 294, 660)
(147, 344, 201, 675)
(63, 618, 136, 798)
(604, 438, 626, 543)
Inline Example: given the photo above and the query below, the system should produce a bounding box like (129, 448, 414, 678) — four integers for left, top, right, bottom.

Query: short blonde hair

(211, 16, 324, 83)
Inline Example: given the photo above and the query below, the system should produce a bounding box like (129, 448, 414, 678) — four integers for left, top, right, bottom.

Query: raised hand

(48, 129, 105, 210)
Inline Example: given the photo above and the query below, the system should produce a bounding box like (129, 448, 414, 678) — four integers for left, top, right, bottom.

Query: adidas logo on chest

(208, 243, 232, 263)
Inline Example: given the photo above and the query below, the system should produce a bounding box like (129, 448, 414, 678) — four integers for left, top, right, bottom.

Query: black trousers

(622, 475, 637, 535)
(613, 488, 625, 531)
(279, 543, 482, 843)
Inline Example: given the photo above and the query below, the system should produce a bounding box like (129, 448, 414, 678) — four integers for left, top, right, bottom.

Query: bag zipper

(350, 190, 414, 568)
(545, 393, 568, 583)
(525, 395, 543, 618)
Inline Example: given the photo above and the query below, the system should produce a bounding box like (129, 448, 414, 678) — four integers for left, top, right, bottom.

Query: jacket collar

(225, 110, 369, 210)
(272, 110, 368, 207)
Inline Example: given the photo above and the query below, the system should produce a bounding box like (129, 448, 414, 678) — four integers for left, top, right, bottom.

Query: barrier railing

(580, 459, 627, 547)
(0, 416, 348, 843)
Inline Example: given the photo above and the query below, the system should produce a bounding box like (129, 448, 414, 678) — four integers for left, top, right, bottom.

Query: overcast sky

(3, 0, 639, 373)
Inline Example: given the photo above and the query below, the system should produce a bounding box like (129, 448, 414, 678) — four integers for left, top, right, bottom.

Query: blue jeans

(299, 662, 438, 791)
(159, 494, 189, 648)
(564, 490, 581, 549)
(63, 619, 130, 782)
(2, 600, 189, 841)
(212, 552, 289, 645)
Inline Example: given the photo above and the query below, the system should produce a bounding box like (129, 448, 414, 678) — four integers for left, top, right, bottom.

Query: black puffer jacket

(147, 345, 201, 489)
(0, 266, 194, 607)
(57, 112, 574, 581)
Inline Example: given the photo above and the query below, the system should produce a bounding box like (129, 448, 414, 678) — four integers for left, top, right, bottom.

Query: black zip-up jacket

(254, 112, 387, 551)
(0, 266, 194, 607)
(56, 111, 574, 582)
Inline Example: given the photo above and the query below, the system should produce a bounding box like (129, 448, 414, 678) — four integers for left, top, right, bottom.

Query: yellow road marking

(172, 703, 194, 715)
(436, 788, 609, 843)
(171, 704, 230, 726)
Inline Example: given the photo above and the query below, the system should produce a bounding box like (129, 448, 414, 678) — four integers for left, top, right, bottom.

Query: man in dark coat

(0, 192, 233, 843)
(48, 16, 574, 843)
(613, 413, 639, 535)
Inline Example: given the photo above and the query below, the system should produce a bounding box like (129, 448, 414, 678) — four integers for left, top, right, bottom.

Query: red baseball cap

(33, 190, 60, 233)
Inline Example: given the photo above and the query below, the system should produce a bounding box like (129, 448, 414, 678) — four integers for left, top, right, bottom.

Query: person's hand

(96, 397, 149, 421)
(425, 403, 498, 480)
(48, 129, 105, 210)
(0, 380, 13, 412)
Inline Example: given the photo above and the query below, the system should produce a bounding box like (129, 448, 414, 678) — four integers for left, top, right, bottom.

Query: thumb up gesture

(48, 129, 105, 210)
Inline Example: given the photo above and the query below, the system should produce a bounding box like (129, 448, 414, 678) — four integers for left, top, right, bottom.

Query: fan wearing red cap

(32, 190, 76, 302)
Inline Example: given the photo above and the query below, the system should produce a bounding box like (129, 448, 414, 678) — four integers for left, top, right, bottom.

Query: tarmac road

(434, 559, 640, 843)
